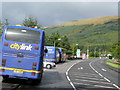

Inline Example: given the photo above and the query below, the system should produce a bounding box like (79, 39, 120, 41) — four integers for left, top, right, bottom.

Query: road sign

(76, 49, 80, 58)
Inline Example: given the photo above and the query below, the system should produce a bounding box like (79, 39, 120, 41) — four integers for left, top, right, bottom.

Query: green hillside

(0, 16, 118, 53)
(45, 16, 118, 51)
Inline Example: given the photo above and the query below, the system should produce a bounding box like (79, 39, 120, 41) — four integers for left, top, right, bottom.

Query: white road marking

(75, 76, 105, 81)
(94, 85, 115, 88)
(74, 73, 98, 76)
(78, 67, 83, 70)
(102, 68, 107, 71)
(83, 73, 97, 75)
(89, 61, 120, 90)
(95, 70, 98, 73)
(70, 82, 76, 90)
(66, 72, 68, 76)
(98, 73, 103, 77)
(74, 82, 90, 85)
(75, 79, 113, 85)
(81, 67, 83, 69)
(66, 76, 70, 81)
(66, 60, 82, 90)
(113, 84, 120, 90)
(104, 77, 111, 82)
(74, 82, 115, 88)
(74, 74, 100, 78)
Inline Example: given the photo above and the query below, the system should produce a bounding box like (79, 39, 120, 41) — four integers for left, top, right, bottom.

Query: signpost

(76, 49, 80, 58)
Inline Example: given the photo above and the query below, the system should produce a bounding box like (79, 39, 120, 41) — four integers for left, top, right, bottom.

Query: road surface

(1, 58, 120, 90)
(68, 58, 119, 90)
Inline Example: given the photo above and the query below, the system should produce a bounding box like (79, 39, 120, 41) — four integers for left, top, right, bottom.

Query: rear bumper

(0, 68, 42, 79)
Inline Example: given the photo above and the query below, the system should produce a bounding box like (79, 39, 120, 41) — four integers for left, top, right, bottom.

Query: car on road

(43, 61, 56, 69)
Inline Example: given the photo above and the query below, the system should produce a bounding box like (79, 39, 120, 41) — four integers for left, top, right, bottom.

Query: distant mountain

(45, 16, 119, 51)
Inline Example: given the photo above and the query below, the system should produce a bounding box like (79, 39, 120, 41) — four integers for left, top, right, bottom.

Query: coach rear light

(32, 66, 36, 70)
(0, 69, 5, 72)
(2, 59, 6, 62)
(32, 63, 37, 70)
(31, 72, 36, 76)
(2, 59, 6, 66)
(35, 46, 39, 50)
(33, 63, 37, 66)
(4, 42, 8, 46)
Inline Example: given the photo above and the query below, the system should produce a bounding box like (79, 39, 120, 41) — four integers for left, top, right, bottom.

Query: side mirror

(44, 48, 48, 53)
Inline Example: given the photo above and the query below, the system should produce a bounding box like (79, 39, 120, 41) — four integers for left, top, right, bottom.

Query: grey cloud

(2, 2, 118, 26)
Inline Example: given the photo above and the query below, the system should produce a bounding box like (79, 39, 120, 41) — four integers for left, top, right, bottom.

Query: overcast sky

(0, 1, 118, 26)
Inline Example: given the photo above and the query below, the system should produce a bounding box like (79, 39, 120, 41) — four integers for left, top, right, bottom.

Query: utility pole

(99, 49, 101, 59)
(94, 47, 96, 57)
(54, 41, 56, 47)
(87, 49, 89, 59)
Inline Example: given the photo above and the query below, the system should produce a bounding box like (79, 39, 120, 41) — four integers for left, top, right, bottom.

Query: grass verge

(106, 62, 120, 69)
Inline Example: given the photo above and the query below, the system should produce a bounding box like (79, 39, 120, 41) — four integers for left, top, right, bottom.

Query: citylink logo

(10, 43, 32, 51)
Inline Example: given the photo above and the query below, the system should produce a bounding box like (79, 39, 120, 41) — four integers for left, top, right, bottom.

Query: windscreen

(47, 48, 54, 54)
(5, 28, 40, 44)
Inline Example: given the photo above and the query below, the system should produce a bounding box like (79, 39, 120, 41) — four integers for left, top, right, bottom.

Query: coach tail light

(31, 72, 36, 76)
(35, 46, 39, 50)
(0, 69, 5, 72)
(2, 59, 6, 66)
(32, 63, 37, 70)
(4, 42, 8, 46)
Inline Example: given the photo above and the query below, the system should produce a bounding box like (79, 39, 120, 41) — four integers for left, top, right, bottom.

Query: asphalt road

(17, 60, 80, 89)
(68, 58, 120, 90)
(1, 58, 120, 90)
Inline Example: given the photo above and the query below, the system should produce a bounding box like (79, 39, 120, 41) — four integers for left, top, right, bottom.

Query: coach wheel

(46, 64, 52, 69)
(28, 78, 41, 85)
(32, 79, 41, 85)
(2, 75, 9, 82)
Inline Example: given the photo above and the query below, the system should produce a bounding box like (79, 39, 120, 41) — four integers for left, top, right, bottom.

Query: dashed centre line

(66, 60, 120, 90)
(89, 61, 120, 90)
(102, 68, 107, 72)
(78, 67, 83, 70)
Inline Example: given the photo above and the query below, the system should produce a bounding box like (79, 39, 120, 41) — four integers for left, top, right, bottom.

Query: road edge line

(89, 61, 120, 90)
(66, 60, 82, 90)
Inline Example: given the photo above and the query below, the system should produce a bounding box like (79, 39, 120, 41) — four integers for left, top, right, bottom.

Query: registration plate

(14, 70, 23, 73)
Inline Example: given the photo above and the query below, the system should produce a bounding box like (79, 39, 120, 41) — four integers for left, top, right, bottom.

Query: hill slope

(51, 16, 118, 27)
(45, 16, 118, 51)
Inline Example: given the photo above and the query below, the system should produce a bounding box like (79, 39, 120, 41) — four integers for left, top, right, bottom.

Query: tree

(0, 19, 3, 38)
(45, 32, 71, 51)
(4, 19, 9, 25)
(60, 36, 71, 50)
(23, 16, 41, 28)
(0, 19, 2, 26)
(45, 35, 53, 46)
(46, 32, 61, 46)
(110, 42, 120, 59)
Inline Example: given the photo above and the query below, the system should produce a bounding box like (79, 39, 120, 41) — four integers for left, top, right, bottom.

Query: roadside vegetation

(106, 60, 120, 69)
(45, 16, 119, 57)
(0, 16, 119, 59)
